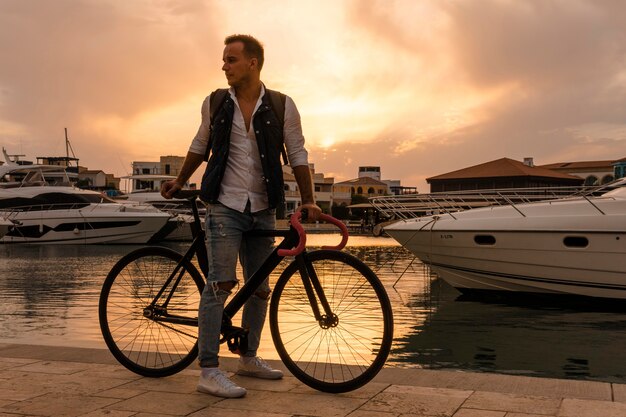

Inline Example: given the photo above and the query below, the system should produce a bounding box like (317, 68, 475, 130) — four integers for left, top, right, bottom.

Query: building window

(315, 186, 321, 192)
(601, 175, 614, 184)
(351, 187, 356, 195)
(284, 185, 290, 191)
(165, 164, 170, 175)
(584, 175, 598, 186)
(357, 187, 363, 194)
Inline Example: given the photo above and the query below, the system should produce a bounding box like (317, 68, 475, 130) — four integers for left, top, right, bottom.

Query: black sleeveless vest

(199, 91, 286, 209)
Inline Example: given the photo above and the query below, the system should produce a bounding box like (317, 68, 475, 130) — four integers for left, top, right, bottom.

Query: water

(2, 235, 626, 383)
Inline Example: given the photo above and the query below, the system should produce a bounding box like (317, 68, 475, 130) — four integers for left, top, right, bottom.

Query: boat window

(563, 236, 588, 248)
(474, 235, 496, 245)
(0, 192, 113, 211)
(0, 197, 38, 209)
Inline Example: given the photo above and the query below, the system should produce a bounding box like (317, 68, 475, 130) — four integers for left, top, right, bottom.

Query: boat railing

(369, 185, 600, 220)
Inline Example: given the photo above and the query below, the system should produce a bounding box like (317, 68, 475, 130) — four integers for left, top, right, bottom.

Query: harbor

(4, 1, 626, 414)
(3, 238, 626, 384)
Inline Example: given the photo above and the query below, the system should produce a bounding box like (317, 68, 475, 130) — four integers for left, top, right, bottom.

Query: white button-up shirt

(189, 85, 309, 213)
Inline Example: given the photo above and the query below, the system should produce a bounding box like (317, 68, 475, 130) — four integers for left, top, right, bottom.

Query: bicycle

(98, 191, 394, 393)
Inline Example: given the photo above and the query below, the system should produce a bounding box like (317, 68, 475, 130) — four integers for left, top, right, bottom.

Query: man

(161, 34, 321, 398)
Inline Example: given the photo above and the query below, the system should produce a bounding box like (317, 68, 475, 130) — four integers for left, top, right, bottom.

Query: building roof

(335, 177, 388, 186)
(427, 158, 582, 182)
(80, 170, 105, 175)
(538, 160, 615, 170)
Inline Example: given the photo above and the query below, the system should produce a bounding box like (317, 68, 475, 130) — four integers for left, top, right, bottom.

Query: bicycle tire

(99, 246, 204, 377)
(270, 250, 393, 393)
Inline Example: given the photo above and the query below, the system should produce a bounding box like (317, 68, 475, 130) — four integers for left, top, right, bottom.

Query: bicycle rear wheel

(99, 246, 204, 377)
(270, 250, 393, 393)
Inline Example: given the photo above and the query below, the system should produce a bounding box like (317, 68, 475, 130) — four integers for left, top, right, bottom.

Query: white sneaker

(197, 368, 246, 398)
(236, 356, 284, 380)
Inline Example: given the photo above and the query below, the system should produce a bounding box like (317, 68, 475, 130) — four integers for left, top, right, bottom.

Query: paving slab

(614, 383, 626, 403)
(0, 393, 118, 417)
(1, 344, 626, 417)
(505, 413, 554, 417)
(107, 390, 220, 415)
(345, 410, 398, 417)
(374, 368, 612, 401)
(211, 389, 367, 417)
(452, 410, 506, 417)
(361, 385, 471, 416)
(188, 408, 291, 417)
(461, 391, 561, 415)
(558, 398, 626, 417)
(76, 411, 135, 417)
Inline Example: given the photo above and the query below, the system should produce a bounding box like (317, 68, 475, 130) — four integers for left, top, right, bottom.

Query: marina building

(538, 158, 622, 185)
(333, 177, 389, 205)
(426, 157, 584, 192)
(129, 156, 185, 192)
(333, 166, 416, 205)
(160, 155, 185, 177)
(282, 164, 334, 214)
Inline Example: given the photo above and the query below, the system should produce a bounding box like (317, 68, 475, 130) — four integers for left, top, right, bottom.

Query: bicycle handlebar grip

(172, 190, 202, 200)
(277, 212, 307, 257)
(277, 212, 350, 257)
(319, 214, 349, 251)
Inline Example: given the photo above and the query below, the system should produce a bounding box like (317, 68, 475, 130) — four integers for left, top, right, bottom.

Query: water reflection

(389, 277, 626, 382)
(2, 236, 626, 383)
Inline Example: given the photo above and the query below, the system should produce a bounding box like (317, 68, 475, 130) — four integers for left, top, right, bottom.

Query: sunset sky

(1, 0, 626, 192)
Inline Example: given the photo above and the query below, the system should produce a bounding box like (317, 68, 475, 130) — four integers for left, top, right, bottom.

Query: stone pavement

(1, 343, 626, 417)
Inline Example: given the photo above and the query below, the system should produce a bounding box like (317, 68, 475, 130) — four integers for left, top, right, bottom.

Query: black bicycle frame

(148, 196, 334, 332)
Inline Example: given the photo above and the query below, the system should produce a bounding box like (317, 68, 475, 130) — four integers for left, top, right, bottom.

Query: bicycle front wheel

(99, 246, 204, 377)
(270, 250, 393, 393)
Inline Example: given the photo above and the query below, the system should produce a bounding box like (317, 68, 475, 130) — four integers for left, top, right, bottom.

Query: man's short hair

(225, 34, 265, 71)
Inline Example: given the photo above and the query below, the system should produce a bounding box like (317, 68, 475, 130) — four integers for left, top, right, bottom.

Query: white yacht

(122, 174, 200, 241)
(376, 180, 626, 300)
(0, 169, 171, 244)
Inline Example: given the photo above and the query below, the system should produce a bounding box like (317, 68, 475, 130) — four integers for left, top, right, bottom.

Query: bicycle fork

(296, 252, 338, 329)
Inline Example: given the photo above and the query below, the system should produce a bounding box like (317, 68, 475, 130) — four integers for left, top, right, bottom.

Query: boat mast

(64, 128, 77, 168)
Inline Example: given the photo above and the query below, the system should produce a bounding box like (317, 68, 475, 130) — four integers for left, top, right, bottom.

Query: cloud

(0, 0, 222, 169)
(1, 0, 626, 193)
(407, 0, 626, 188)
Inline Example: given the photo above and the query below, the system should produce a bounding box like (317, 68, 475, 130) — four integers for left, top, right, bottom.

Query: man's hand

(298, 203, 322, 222)
(161, 180, 182, 199)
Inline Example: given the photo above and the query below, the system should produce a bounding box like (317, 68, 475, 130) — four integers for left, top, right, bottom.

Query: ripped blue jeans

(197, 202, 276, 367)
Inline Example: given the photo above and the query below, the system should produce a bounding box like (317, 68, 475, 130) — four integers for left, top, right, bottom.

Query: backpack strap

(266, 90, 289, 165)
(203, 89, 229, 161)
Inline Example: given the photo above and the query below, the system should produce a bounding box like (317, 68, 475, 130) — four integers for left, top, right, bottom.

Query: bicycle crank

(222, 327, 249, 355)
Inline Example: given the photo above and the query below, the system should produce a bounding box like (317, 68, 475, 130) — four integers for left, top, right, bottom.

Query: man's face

(222, 41, 255, 87)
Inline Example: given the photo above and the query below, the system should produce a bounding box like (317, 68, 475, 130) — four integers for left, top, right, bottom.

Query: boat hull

(386, 191, 626, 300)
(1, 208, 170, 244)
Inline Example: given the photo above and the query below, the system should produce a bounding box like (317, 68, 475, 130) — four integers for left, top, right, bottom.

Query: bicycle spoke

(271, 250, 393, 392)
(100, 247, 203, 376)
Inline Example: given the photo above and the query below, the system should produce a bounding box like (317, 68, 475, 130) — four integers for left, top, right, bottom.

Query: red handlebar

(277, 212, 306, 257)
(277, 212, 349, 257)
(318, 214, 349, 251)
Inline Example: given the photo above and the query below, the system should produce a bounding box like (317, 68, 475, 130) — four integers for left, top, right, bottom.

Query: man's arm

(160, 151, 204, 199)
(293, 164, 322, 221)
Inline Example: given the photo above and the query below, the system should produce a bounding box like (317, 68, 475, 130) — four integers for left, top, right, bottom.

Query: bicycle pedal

(225, 328, 249, 355)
